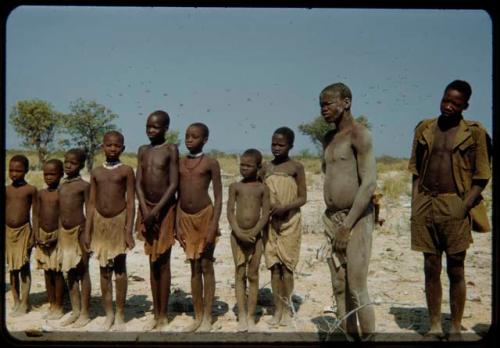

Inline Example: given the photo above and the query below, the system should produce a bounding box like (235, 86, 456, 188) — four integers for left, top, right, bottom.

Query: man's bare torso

(323, 129, 360, 211)
(38, 189, 59, 232)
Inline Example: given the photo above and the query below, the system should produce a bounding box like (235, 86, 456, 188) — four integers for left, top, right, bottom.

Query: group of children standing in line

(5, 110, 307, 333)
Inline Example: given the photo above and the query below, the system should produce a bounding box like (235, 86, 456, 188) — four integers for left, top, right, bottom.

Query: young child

(83, 131, 135, 331)
(261, 127, 307, 327)
(176, 122, 222, 332)
(5, 154, 37, 316)
(33, 159, 65, 320)
(57, 148, 91, 328)
(135, 110, 179, 331)
(227, 149, 270, 332)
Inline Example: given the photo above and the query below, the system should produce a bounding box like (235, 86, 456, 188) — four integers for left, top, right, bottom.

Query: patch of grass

(379, 172, 411, 200)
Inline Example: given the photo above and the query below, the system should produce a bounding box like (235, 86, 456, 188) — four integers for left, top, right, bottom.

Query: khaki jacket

(408, 117, 492, 231)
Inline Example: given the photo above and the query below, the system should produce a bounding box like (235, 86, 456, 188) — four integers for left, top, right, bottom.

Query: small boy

(33, 158, 65, 320)
(261, 127, 307, 327)
(176, 122, 222, 332)
(5, 154, 37, 316)
(135, 110, 179, 331)
(83, 131, 135, 331)
(227, 149, 270, 332)
(57, 148, 91, 328)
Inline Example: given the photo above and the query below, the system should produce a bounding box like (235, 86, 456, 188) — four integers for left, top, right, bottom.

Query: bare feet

(247, 317, 257, 332)
(72, 314, 91, 328)
(447, 327, 463, 341)
(102, 314, 115, 331)
(112, 316, 127, 332)
(156, 317, 169, 332)
(266, 315, 281, 327)
(237, 318, 248, 332)
(46, 308, 65, 320)
(279, 311, 294, 327)
(11, 304, 30, 317)
(143, 318, 157, 331)
(60, 312, 80, 327)
(184, 319, 202, 333)
(196, 318, 213, 332)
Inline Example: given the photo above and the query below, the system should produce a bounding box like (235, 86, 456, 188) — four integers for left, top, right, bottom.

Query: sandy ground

(3, 172, 492, 343)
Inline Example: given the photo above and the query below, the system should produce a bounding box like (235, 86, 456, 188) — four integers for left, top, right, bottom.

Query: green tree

(9, 99, 63, 169)
(298, 114, 372, 153)
(166, 130, 181, 146)
(63, 98, 118, 171)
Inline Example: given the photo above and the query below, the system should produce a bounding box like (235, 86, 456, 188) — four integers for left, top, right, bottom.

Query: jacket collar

(421, 116, 472, 151)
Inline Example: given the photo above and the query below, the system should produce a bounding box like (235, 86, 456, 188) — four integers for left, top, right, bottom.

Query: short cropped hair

(189, 122, 209, 138)
(273, 127, 295, 146)
(44, 159, 64, 175)
(321, 82, 352, 101)
(10, 154, 29, 172)
(65, 148, 87, 166)
(445, 80, 472, 102)
(148, 110, 170, 127)
(242, 148, 263, 165)
(103, 130, 124, 144)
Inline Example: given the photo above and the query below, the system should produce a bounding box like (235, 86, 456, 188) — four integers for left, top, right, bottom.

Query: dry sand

(3, 172, 492, 343)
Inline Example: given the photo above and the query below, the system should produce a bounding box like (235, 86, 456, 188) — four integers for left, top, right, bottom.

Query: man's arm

(343, 126, 377, 230)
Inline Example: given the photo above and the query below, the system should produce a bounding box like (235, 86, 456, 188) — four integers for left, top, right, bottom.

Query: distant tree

(166, 130, 181, 146)
(9, 99, 63, 168)
(63, 98, 118, 171)
(299, 114, 372, 154)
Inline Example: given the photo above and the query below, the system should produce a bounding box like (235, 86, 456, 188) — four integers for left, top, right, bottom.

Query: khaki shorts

(410, 190, 472, 255)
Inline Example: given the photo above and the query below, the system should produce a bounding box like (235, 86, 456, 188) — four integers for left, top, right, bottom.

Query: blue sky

(5, 6, 493, 157)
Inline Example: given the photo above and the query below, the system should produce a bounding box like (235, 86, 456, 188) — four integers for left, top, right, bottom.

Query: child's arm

(134, 147, 150, 220)
(147, 145, 179, 224)
(248, 185, 271, 238)
(32, 190, 40, 246)
(226, 183, 251, 243)
(29, 187, 38, 248)
(124, 167, 136, 249)
(206, 159, 223, 247)
(272, 162, 307, 217)
(82, 173, 96, 252)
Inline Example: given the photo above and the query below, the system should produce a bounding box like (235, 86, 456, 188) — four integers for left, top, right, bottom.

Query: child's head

(146, 110, 170, 143)
(185, 122, 209, 154)
(240, 148, 262, 179)
(319, 82, 352, 124)
(64, 148, 86, 177)
(103, 130, 125, 162)
(271, 127, 294, 159)
(441, 80, 471, 117)
(43, 159, 64, 188)
(9, 154, 29, 183)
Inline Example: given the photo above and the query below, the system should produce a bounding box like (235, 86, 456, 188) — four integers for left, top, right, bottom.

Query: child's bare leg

(144, 258, 159, 331)
(185, 259, 203, 332)
(113, 254, 127, 330)
(197, 258, 215, 332)
(9, 270, 21, 314)
(235, 265, 248, 332)
(345, 216, 375, 339)
(47, 271, 65, 320)
(100, 266, 114, 330)
(13, 263, 31, 316)
(73, 256, 91, 328)
(446, 251, 466, 340)
(61, 271, 80, 326)
(247, 241, 262, 332)
(43, 270, 55, 318)
(157, 250, 172, 331)
(267, 264, 282, 326)
(280, 267, 294, 327)
(424, 253, 444, 336)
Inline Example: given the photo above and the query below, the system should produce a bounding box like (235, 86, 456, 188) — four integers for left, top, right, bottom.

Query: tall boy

(33, 159, 65, 320)
(227, 149, 270, 332)
(409, 80, 491, 340)
(83, 131, 135, 331)
(177, 122, 222, 332)
(261, 127, 307, 328)
(57, 148, 91, 328)
(135, 110, 179, 331)
(5, 154, 37, 316)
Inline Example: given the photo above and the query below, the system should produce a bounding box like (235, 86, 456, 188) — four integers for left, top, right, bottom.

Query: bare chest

(324, 135, 355, 164)
(143, 148, 170, 171)
(431, 128, 458, 154)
